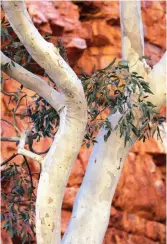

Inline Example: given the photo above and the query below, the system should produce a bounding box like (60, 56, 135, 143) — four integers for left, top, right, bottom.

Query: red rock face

(26, 0, 166, 73)
(1, 1, 166, 243)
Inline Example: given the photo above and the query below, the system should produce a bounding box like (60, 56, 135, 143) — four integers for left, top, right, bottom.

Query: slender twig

(1, 136, 20, 142)
(1, 154, 37, 198)
(1, 75, 19, 99)
(1, 153, 19, 166)
(29, 145, 50, 155)
(1, 89, 18, 99)
(90, 101, 115, 122)
(13, 94, 27, 136)
(12, 109, 19, 136)
(38, 163, 42, 180)
(1, 135, 50, 155)
(14, 94, 27, 113)
(23, 156, 36, 198)
(1, 118, 21, 135)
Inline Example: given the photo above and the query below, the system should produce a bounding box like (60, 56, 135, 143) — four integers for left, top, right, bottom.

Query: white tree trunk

(62, 112, 133, 244)
(63, 1, 166, 243)
(2, 1, 87, 243)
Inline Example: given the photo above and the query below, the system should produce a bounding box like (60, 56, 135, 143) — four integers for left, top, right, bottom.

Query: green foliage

(1, 16, 32, 68)
(1, 159, 36, 242)
(1, 16, 12, 42)
(81, 59, 161, 147)
(27, 97, 59, 141)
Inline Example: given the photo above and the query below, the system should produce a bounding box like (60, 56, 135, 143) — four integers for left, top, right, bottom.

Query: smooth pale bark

(159, 123, 167, 152)
(2, 1, 87, 243)
(146, 51, 166, 112)
(62, 112, 134, 244)
(120, 0, 151, 78)
(63, 1, 166, 243)
(1, 52, 64, 112)
(120, 0, 144, 59)
(120, 0, 166, 112)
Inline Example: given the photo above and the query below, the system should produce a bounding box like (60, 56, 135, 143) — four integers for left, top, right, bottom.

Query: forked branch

(18, 131, 43, 163)
(1, 52, 65, 112)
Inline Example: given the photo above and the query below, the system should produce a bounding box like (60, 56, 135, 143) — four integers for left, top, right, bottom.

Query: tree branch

(1, 118, 21, 135)
(1, 153, 19, 166)
(120, 0, 150, 76)
(158, 122, 167, 152)
(1, 52, 65, 112)
(120, 1, 166, 111)
(1, 136, 20, 142)
(146, 51, 167, 113)
(1, 1, 86, 110)
(1, 135, 50, 155)
(23, 155, 36, 198)
(120, 0, 144, 59)
(18, 131, 43, 163)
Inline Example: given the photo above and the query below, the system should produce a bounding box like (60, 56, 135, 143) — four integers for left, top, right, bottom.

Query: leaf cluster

(1, 159, 36, 242)
(26, 96, 59, 141)
(80, 59, 162, 147)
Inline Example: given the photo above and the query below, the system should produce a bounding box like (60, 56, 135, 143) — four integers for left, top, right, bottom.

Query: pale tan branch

(1, 136, 20, 142)
(120, 0, 149, 77)
(18, 131, 43, 163)
(146, 51, 167, 112)
(1, 1, 87, 112)
(120, 0, 144, 59)
(1, 51, 65, 112)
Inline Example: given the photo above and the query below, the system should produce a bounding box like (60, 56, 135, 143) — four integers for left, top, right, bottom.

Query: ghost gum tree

(1, 0, 166, 244)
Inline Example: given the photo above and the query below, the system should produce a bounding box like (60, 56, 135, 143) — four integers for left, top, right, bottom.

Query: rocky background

(1, 1, 166, 244)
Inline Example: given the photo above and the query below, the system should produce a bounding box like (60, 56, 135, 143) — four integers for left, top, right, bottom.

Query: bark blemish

(52, 223, 55, 232)
(99, 171, 116, 202)
(41, 218, 45, 224)
(48, 197, 53, 204)
(58, 59, 64, 68)
(67, 93, 74, 98)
